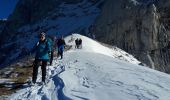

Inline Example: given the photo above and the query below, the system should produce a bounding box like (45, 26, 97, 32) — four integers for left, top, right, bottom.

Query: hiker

(75, 38, 82, 49)
(75, 38, 79, 48)
(57, 36, 66, 59)
(52, 36, 58, 58)
(31, 32, 50, 84)
(46, 36, 58, 65)
(78, 38, 82, 49)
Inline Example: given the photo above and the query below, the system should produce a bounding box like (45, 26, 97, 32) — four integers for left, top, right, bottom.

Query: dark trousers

(50, 51, 54, 65)
(57, 49, 63, 59)
(32, 59, 47, 83)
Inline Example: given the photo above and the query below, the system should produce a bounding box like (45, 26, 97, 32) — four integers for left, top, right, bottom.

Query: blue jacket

(32, 39, 50, 60)
(58, 45, 65, 52)
(46, 37, 53, 51)
(57, 38, 66, 52)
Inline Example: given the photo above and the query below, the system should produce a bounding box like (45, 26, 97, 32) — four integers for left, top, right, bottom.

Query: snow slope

(65, 34, 140, 64)
(7, 34, 170, 100)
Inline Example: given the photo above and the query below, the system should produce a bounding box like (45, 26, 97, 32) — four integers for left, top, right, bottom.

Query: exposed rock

(91, 0, 170, 73)
(8, 0, 98, 29)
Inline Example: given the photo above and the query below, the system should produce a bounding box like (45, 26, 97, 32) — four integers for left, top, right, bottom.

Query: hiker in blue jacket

(57, 36, 66, 59)
(31, 32, 50, 84)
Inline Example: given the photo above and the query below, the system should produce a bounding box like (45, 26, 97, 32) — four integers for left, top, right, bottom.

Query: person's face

(40, 35, 45, 41)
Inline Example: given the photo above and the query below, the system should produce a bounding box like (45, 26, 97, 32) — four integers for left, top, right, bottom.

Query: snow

(65, 34, 140, 65)
(7, 34, 170, 100)
(0, 79, 12, 83)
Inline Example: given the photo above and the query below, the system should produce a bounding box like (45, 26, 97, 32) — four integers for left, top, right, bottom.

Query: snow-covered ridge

(65, 34, 141, 65)
(6, 34, 170, 100)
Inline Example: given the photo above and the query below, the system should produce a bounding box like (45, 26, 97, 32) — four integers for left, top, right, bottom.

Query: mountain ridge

(4, 34, 170, 100)
(1, 0, 170, 74)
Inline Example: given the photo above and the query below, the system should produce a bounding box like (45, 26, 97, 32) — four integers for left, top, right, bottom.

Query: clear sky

(0, 0, 19, 19)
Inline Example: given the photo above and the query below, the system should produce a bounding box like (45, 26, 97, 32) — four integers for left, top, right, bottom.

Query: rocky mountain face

(7, 0, 98, 29)
(91, 0, 170, 73)
(1, 0, 93, 44)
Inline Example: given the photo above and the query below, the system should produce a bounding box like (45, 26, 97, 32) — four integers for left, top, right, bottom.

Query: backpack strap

(36, 42, 40, 46)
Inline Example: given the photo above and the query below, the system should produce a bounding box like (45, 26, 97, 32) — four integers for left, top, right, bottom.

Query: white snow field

(8, 34, 170, 100)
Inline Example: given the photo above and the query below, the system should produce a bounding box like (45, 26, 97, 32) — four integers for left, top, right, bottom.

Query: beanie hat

(39, 32, 45, 37)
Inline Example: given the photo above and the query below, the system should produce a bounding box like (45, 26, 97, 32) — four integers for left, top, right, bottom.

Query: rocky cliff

(91, 0, 170, 73)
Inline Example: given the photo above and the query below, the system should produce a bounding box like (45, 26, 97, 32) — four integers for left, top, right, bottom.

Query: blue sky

(0, 0, 19, 19)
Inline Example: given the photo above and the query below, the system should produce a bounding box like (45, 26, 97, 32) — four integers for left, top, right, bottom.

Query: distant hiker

(79, 38, 82, 49)
(75, 38, 82, 49)
(57, 36, 66, 59)
(75, 38, 79, 48)
(31, 32, 50, 84)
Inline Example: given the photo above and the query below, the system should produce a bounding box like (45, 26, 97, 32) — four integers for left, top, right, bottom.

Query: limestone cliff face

(8, 0, 97, 28)
(91, 0, 170, 73)
(1, 0, 97, 36)
(8, 0, 61, 29)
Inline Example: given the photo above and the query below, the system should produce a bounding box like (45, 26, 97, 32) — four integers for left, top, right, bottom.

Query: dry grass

(0, 57, 34, 96)
(12, 65, 33, 83)
(0, 88, 14, 96)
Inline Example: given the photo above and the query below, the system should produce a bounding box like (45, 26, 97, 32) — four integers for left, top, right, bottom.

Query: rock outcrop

(91, 0, 170, 73)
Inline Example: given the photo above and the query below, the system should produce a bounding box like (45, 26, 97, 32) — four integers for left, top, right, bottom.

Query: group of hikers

(75, 38, 82, 49)
(31, 32, 66, 85)
(30, 32, 83, 85)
